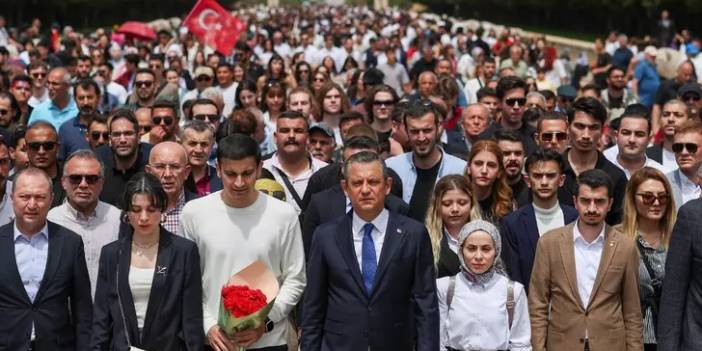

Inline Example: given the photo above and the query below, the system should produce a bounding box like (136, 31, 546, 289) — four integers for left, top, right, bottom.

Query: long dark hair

(123, 172, 168, 213)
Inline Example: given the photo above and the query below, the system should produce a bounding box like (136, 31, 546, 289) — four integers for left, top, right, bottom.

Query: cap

(678, 82, 702, 97)
(556, 85, 577, 98)
(309, 122, 335, 138)
(194, 66, 214, 78)
(644, 45, 659, 57)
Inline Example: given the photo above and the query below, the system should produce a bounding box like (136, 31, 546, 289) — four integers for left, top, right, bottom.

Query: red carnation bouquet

(218, 260, 279, 344)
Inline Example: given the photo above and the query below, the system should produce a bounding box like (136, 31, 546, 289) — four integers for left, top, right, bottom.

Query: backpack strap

(507, 279, 515, 329)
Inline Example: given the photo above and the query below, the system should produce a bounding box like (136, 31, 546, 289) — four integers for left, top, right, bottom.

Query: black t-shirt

(408, 159, 441, 222)
(478, 196, 495, 222)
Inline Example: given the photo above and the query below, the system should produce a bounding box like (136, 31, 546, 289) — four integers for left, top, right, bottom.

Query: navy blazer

(501, 203, 579, 289)
(301, 212, 439, 351)
(0, 221, 92, 350)
(301, 185, 410, 259)
(90, 227, 204, 351)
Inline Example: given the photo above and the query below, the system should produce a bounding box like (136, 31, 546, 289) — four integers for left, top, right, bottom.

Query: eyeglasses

(135, 80, 154, 88)
(31, 72, 46, 79)
(152, 116, 174, 125)
(149, 163, 184, 172)
(149, 64, 162, 70)
(0, 109, 9, 116)
(682, 93, 701, 102)
(193, 114, 220, 123)
(66, 174, 102, 185)
(196, 76, 212, 82)
(505, 97, 527, 107)
(373, 100, 395, 107)
(110, 130, 137, 138)
(313, 77, 326, 82)
(90, 131, 110, 141)
(140, 125, 152, 134)
(636, 192, 669, 206)
(27, 141, 57, 151)
(672, 142, 698, 154)
(540, 132, 568, 142)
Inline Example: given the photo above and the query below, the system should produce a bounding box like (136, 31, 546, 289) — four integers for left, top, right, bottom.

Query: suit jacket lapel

(523, 205, 540, 254)
(558, 223, 585, 312)
(439, 234, 460, 272)
(0, 224, 31, 304)
(371, 213, 407, 298)
(331, 186, 348, 216)
(118, 237, 141, 343)
(35, 222, 63, 302)
(141, 228, 173, 340)
(334, 214, 367, 295)
(588, 226, 618, 307)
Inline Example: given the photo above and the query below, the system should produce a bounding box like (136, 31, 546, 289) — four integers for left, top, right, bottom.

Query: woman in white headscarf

(437, 220, 531, 351)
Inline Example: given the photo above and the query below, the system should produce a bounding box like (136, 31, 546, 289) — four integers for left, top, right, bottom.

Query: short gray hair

(179, 119, 214, 142)
(342, 151, 389, 180)
(63, 149, 105, 177)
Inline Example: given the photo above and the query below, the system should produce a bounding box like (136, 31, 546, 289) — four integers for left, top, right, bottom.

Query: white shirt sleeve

(509, 283, 533, 351)
(267, 214, 307, 323)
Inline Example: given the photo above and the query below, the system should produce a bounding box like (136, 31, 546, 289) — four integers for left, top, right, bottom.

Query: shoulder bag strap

(116, 247, 133, 348)
(273, 166, 303, 209)
(507, 279, 515, 329)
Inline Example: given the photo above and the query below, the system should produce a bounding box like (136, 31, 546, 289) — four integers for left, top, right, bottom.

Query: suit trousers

(205, 345, 286, 351)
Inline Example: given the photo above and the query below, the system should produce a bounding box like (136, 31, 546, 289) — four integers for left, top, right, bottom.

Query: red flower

(221, 285, 268, 318)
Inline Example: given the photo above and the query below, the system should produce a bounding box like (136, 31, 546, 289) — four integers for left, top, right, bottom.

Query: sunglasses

(27, 141, 57, 151)
(540, 132, 567, 142)
(0, 109, 9, 116)
(682, 94, 701, 102)
(193, 114, 220, 123)
(152, 116, 174, 125)
(140, 125, 152, 133)
(672, 142, 698, 154)
(373, 100, 395, 107)
(135, 80, 154, 88)
(90, 131, 110, 141)
(636, 192, 669, 206)
(313, 77, 326, 82)
(505, 97, 527, 107)
(67, 174, 102, 185)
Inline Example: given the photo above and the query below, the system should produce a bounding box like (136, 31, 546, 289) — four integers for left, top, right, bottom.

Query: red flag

(183, 0, 245, 56)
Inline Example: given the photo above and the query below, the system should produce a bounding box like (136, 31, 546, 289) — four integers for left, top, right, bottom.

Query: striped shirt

(636, 235, 667, 344)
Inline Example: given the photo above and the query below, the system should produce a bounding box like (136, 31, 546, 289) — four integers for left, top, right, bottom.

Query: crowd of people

(2, 3, 702, 351)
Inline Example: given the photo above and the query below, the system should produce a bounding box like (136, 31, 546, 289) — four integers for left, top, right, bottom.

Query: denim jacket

(385, 149, 467, 203)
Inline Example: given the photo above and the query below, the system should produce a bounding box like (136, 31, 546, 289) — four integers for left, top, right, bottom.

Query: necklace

(132, 240, 158, 257)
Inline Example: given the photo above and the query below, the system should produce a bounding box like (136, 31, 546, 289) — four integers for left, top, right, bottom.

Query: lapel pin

(396, 228, 402, 234)
(157, 266, 168, 276)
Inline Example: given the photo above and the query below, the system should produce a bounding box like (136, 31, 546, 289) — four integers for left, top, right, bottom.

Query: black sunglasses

(27, 141, 57, 151)
(0, 109, 9, 115)
(682, 93, 701, 102)
(505, 97, 527, 107)
(135, 80, 154, 88)
(67, 174, 102, 185)
(90, 131, 110, 141)
(540, 132, 567, 142)
(373, 100, 395, 107)
(193, 114, 220, 123)
(31, 72, 46, 78)
(672, 142, 698, 154)
(152, 116, 174, 125)
(196, 76, 212, 82)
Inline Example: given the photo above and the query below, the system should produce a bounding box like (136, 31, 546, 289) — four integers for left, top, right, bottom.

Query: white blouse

(129, 266, 154, 329)
(437, 273, 532, 351)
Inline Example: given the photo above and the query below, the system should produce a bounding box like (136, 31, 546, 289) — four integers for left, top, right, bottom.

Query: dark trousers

(205, 345, 287, 351)
(644, 344, 657, 351)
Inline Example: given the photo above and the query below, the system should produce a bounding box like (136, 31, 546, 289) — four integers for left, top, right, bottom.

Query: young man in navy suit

(301, 151, 439, 351)
(502, 148, 578, 288)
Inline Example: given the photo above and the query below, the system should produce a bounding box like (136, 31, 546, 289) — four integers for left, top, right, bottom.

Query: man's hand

(207, 325, 235, 351)
(232, 323, 266, 348)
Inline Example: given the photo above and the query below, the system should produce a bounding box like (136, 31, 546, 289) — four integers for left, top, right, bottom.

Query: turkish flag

(183, 0, 245, 56)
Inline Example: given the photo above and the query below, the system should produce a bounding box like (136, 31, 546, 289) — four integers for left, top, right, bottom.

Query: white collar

(572, 220, 606, 245)
(352, 208, 389, 235)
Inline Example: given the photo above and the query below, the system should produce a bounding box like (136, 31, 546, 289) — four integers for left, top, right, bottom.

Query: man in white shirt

(47, 149, 120, 298)
(529, 169, 643, 351)
(272, 31, 292, 61)
(604, 111, 670, 179)
(463, 56, 496, 104)
(215, 63, 238, 116)
(181, 134, 305, 351)
(27, 61, 50, 108)
(667, 120, 702, 210)
(263, 111, 326, 214)
(316, 34, 344, 72)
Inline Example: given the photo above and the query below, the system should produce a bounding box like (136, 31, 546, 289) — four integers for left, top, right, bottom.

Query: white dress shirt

(572, 220, 606, 308)
(662, 147, 677, 171)
(263, 153, 327, 213)
(604, 146, 671, 179)
(351, 209, 389, 268)
(14, 222, 49, 339)
(437, 273, 532, 351)
(679, 169, 702, 205)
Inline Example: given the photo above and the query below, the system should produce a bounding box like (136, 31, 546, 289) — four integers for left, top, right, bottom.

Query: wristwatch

(265, 318, 274, 333)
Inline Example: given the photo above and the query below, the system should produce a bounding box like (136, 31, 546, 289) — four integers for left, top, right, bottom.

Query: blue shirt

(58, 116, 90, 160)
(634, 60, 661, 108)
(14, 223, 49, 302)
(28, 98, 78, 131)
(385, 149, 467, 203)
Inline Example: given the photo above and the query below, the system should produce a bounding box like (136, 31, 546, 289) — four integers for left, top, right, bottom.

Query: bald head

(147, 141, 191, 199)
(677, 61, 695, 84)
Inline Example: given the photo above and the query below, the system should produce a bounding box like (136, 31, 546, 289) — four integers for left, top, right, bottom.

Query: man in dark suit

(502, 149, 578, 288)
(181, 119, 223, 196)
(301, 151, 439, 351)
(658, 198, 702, 350)
(0, 167, 92, 350)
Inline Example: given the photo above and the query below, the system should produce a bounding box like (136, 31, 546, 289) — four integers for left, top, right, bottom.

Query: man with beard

(502, 149, 577, 288)
(464, 57, 497, 104)
(96, 109, 152, 208)
(561, 97, 627, 225)
(24, 121, 65, 207)
(75, 55, 93, 80)
(652, 61, 695, 133)
(386, 100, 467, 222)
(647, 99, 689, 169)
(263, 111, 327, 214)
(10, 76, 33, 124)
(308, 123, 335, 163)
(494, 129, 528, 206)
(478, 76, 537, 156)
(535, 111, 570, 154)
(58, 80, 101, 159)
(445, 103, 490, 158)
(146, 141, 196, 234)
(145, 100, 179, 145)
(85, 114, 109, 150)
(666, 121, 702, 210)
(125, 68, 157, 110)
(28, 67, 78, 131)
(181, 120, 221, 197)
(605, 111, 669, 179)
(600, 66, 638, 120)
